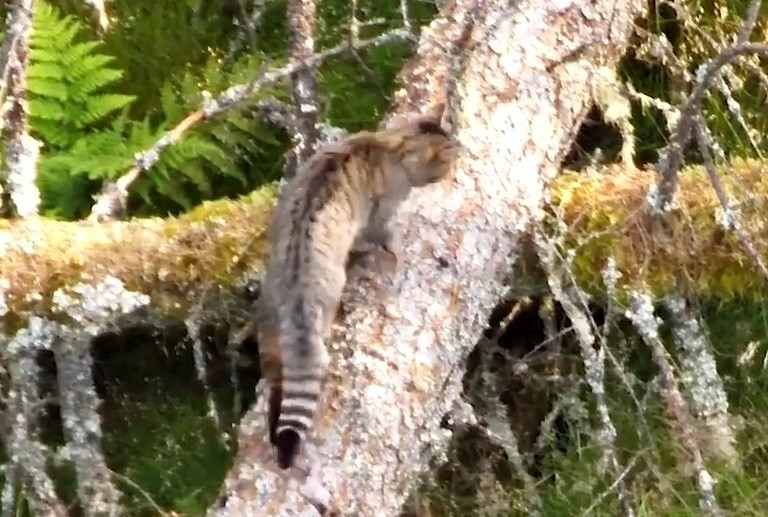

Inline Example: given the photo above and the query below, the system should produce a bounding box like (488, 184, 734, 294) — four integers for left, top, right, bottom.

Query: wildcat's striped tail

(270, 302, 327, 469)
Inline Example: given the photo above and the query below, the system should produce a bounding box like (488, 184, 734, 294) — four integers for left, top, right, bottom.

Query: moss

(0, 184, 277, 317)
(548, 159, 768, 301)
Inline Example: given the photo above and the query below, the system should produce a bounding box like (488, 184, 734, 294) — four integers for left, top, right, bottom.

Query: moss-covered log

(4, 160, 768, 324)
(550, 159, 768, 301)
(0, 186, 276, 320)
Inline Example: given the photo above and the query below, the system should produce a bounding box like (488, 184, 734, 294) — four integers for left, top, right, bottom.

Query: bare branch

(87, 28, 413, 222)
(651, 41, 768, 213)
(736, 0, 762, 44)
(626, 293, 722, 517)
(663, 294, 738, 466)
(400, 0, 412, 33)
(692, 116, 768, 283)
(1, 322, 67, 516)
(53, 332, 124, 516)
(536, 234, 635, 517)
(84, 0, 110, 33)
(0, 0, 41, 219)
(283, 0, 321, 180)
(227, 0, 275, 61)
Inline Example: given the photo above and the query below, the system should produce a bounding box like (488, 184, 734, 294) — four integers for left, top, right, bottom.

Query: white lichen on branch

(1, 277, 150, 516)
(284, 0, 321, 180)
(626, 291, 722, 517)
(0, 0, 41, 219)
(663, 295, 738, 466)
(1, 318, 67, 516)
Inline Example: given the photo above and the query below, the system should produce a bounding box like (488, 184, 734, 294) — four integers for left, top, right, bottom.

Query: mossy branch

(550, 159, 768, 301)
(1, 185, 277, 317)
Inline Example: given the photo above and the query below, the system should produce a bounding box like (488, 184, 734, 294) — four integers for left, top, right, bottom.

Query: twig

(110, 470, 165, 516)
(536, 231, 635, 517)
(581, 455, 640, 517)
(626, 292, 722, 517)
(735, 0, 762, 44)
(400, 0, 412, 33)
(227, 0, 274, 62)
(87, 28, 413, 222)
(0, 0, 41, 219)
(651, 40, 768, 212)
(283, 0, 321, 180)
(346, 0, 389, 106)
(84, 0, 110, 33)
(692, 116, 768, 283)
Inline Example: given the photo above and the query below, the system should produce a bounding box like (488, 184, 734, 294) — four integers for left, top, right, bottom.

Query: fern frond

(27, 62, 64, 81)
(28, 0, 135, 148)
(60, 41, 103, 66)
(71, 69, 126, 98)
(28, 98, 66, 121)
(26, 77, 68, 100)
(67, 54, 119, 79)
(79, 94, 136, 125)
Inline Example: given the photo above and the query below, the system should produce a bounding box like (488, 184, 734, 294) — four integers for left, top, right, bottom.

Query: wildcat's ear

(381, 114, 410, 131)
(381, 103, 449, 132)
(417, 102, 453, 134)
(422, 102, 445, 123)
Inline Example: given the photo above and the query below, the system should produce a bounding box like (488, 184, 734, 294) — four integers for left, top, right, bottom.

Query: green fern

(14, 1, 289, 218)
(8, 0, 134, 218)
(28, 1, 135, 148)
(123, 51, 288, 214)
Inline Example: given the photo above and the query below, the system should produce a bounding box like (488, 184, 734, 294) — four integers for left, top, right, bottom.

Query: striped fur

(254, 105, 459, 469)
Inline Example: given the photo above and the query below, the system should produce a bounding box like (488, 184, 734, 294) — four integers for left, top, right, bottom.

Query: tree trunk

(210, 0, 642, 515)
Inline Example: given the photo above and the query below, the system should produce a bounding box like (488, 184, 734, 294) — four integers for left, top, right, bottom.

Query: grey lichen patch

(3, 316, 67, 516)
(54, 331, 124, 517)
(2, 276, 146, 516)
(664, 295, 738, 466)
(52, 276, 150, 335)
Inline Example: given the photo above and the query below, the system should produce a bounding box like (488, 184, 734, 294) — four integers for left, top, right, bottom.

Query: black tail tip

(275, 429, 302, 469)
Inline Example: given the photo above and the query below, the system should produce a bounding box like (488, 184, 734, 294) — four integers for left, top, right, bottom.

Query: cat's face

(388, 104, 460, 186)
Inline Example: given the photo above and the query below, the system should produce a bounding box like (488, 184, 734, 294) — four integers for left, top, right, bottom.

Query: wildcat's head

(386, 103, 460, 187)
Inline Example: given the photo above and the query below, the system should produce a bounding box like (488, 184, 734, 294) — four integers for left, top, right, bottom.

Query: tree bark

(284, 0, 321, 180)
(210, 0, 642, 515)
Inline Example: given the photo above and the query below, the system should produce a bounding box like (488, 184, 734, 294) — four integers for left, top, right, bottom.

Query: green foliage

(24, 0, 135, 218)
(23, 1, 287, 218)
(617, 0, 768, 166)
(125, 52, 287, 215)
(98, 0, 238, 118)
